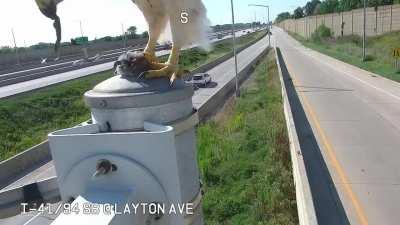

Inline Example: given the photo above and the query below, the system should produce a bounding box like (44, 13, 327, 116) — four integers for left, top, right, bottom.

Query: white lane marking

(22, 212, 43, 225)
(310, 53, 400, 101)
(278, 28, 400, 102)
(3, 163, 54, 191)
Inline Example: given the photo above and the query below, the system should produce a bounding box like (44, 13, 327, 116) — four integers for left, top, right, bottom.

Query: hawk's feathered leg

(132, 0, 209, 84)
(35, 0, 62, 57)
(141, 8, 169, 70)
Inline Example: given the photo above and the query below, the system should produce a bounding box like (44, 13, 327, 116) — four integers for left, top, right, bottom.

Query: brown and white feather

(132, 0, 210, 49)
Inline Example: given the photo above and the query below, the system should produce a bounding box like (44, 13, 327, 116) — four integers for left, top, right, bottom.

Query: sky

(0, 0, 308, 47)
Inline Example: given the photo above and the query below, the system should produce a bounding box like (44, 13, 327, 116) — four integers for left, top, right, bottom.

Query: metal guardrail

(275, 47, 318, 225)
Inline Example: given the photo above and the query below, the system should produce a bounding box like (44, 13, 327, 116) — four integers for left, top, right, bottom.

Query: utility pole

(76, 20, 88, 59)
(79, 21, 84, 38)
(254, 11, 257, 30)
(11, 29, 20, 66)
(76, 20, 86, 41)
(121, 23, 127, 51)
(249, 4, 270, 47)
(363, 0, 367, 61)
(230, 0, 239, 97)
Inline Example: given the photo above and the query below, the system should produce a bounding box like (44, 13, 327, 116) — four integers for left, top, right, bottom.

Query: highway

(0, 30, 270, 225)
(0, 30, 231, 75)
(275, 27, 400, 225)
(0, 30, 253, 99)
(3, 26, 400, 225)
(0, 29, 253, 91)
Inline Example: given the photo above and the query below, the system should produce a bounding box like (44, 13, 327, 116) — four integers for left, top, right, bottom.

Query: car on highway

(188, 73, 212, 87)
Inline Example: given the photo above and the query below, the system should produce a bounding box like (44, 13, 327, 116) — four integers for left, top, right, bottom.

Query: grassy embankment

(290, 29, 400, 82)
(198, 50, 298, 225)
(0, 31, 266, 161)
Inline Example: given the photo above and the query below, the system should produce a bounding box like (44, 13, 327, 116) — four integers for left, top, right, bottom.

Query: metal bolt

(92, 159, 117, 177)
(99, 100, 107, 108)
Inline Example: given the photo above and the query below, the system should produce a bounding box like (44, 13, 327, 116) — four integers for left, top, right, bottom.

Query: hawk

(35, 0, 211, 83)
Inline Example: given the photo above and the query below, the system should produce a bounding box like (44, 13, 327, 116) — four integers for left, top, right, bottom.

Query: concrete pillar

(49, 62, 203, 225)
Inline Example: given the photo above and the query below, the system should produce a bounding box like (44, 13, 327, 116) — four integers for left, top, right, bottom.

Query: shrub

(311, 24, 332, 42)
(364, 54, 375, 62)
(349, 35, 363, 46)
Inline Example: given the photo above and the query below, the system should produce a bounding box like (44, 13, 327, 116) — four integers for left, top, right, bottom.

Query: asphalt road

(0, 29, 254, 94)
(0, 29, 234, 75)
(275, 27, 400, 225)
(0, 31, 270, 225)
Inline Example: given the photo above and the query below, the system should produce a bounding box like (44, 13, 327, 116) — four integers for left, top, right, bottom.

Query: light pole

(77, 20, 84, 38)
(363, 0, 367, 61)
(230, 0, 240, 97)
(11, 28, 21, 66)
(121, 23, 127, 51)
(249, 4, 270, 46)
(254, 11, 257, 30)
(75, 20, 88, 59)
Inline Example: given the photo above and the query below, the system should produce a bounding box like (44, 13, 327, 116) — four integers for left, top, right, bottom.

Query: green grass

(290, 31, 400, 82)
(0, 31, 266, 161)
(198, 50, 298, 225)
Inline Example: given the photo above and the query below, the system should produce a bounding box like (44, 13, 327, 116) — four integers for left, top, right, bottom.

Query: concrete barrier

(0, 142, 51, 189)
(275, 47, 318, 225)
(0, 57, 116, 87)
(0, 176, 59, 218)
(198, 47, 270, 121)
(190, 31, 267, 76)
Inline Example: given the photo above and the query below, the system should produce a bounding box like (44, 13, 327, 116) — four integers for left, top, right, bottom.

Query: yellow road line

(285, 61, 370, 225)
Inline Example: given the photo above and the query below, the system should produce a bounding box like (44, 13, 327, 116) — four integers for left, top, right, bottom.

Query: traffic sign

(71, 37, 89, 45)
(393, 48, 400, 58)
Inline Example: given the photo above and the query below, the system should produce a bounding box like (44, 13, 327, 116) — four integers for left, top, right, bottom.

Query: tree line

(0, 26, 148, 54)
(276, 0, 400, 22)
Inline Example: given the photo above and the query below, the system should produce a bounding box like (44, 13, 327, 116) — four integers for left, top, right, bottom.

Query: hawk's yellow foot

(144, 44, 184, 85)
(143, 52, 168, 70)
(144, 64, 187, 85)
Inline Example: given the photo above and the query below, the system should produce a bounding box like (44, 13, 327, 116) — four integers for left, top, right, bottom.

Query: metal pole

(352, 10, 354, 35)
(375, 6, 378, 34)
(78, 21, 89, 59)
(248, 4, 270, 46)
(267, 6, 270, 46)
(79, 21, 84, 38)
(255, 11, 257, 29)
(390, 4, 393, 32)
(11, 29, 20, 66)
(230, 0, 239, 97)
(306, 17, 308, 39)
(363, 0, 366, 61)
(121, 23, 127, 51)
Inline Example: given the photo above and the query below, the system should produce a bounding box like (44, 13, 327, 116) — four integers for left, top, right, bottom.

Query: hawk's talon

(170, 72, 179, 86)
(143, 64, 184, 86)
(143, 52, 169, 70)
(143, 52, 159, 64)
